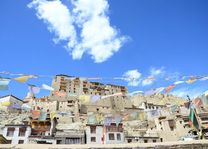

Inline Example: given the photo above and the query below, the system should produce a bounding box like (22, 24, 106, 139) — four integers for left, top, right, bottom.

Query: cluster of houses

(0, 74, 208, 145)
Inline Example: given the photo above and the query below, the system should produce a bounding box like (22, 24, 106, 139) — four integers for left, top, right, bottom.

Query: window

(18, 140, 24, 144)
(160, 138, 163, 142)
(153, 140, 156, 143)
(65, 138, 80, 144)
(168, 120, 176, 131)
(90, 126, 96, 134)
(117, 133, 121, 140)
(6, 127, 15, 137)
(144, 140, 148, 143)
(19, 127, 26, 136)
(7, 140, 12, 144)
(109, 133, 115, 140)
(91, 137, 96, 142)
(170, 126, 174, 131)
(57, 140, 62, 144)
(127, 139, 132, 143)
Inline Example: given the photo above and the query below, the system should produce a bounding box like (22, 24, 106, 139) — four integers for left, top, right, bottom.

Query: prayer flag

(122, 113, 129, 121)
(147, 110, 160, 119)
(144, 89, 155, 96)
(28, 85, 40, 94)
(128, 91, 143, 96)
(39, 111, 47, 121)
(50, 111, 56, 120)
(41, 84, 54, 91)
(68, 93, 77, 97)
(0, 78, 10, 90)
(54, 91, 66, 97)
(21, 104, 31, 110)
(31, 110, 41, 119)
(170, 105, 179, 113)
(115, 115, 122, 126)
(144, 87, 164, 96)
(186, 78, 197, 84)
(193, 97, 202, 108)
(96, 114, 103, 124)
(91, 95, 100, 103)
(1, 101, 11, 107)
(189, 108, 199, 130)
(154, 87, 165, 94)
(129, 112, 138, 120)
(14, 75, 33, 83)
(165, 84, 175, 93)
(200, 76, 208, 81)
(88, 114, 97, 124)
(9, 103, 21, 109)
(138, 112, 145, 121)
(101, 92, 123, 99)
(104, 117, 112, 126)
(144, 77, 155, 82)
(79, 95, 90, 103)
(173, 81, 185, 85)
(87, 77, 102, 80)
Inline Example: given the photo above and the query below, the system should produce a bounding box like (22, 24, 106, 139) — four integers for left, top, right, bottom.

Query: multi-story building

(49, 74, 130, 113)
(3, 124, 31, 144)
(86, 123, 124, 144)
(50, 75, 127, 99)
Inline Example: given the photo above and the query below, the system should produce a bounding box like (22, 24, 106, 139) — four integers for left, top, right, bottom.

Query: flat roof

(0, 94, 23, 102)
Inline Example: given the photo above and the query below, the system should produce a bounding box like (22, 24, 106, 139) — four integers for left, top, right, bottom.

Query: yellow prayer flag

(50, 111, 56, 120)
(186, 79, 197, 84)
(138, 112, 145, 121)
(1, 101, 11, 107)
(96, 114, 103, 123)
(79, 95, 90, 103)
(14, 75, 33, 83)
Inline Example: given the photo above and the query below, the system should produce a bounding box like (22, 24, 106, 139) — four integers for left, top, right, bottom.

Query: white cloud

(28, 0, 77, 47)
(123, 69, 142, 86)
(142, 67, 165, 86)
(150, 67, 165, 76)
(28, 0, 127, 63)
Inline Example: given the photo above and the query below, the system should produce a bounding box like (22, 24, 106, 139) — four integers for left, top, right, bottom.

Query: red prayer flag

(54, 91, 66, 97)
(31, 110, 41, 119)
(165, 84, 175, 93)
(193, 97, 202, 108)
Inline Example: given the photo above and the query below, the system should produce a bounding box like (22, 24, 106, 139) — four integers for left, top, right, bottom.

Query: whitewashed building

(86, 123, 124, 144)
(3, 124, 31, 144)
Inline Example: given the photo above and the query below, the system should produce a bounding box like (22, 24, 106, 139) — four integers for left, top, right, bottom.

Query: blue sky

(0, 0, 208, 99)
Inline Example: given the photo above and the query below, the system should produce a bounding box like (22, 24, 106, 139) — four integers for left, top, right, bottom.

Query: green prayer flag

(189, 108, 199, 130)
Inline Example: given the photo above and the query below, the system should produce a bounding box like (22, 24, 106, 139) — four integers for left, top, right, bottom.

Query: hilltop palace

(0, 74, 208, 145)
